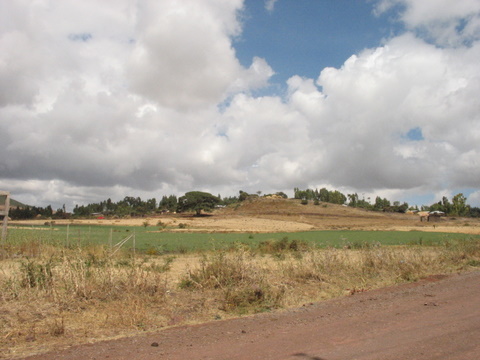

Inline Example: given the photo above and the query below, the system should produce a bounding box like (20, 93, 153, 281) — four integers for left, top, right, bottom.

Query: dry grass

(1, 238, 480, 359)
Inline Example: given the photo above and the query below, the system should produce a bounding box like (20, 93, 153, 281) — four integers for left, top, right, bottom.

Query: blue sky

(1, 0, 480, 209)
(236, 0, 402, 85)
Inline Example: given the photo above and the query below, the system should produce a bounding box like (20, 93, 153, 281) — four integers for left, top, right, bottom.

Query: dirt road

(19, 271, 480, 360)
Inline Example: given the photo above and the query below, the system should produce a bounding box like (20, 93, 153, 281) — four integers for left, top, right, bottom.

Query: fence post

(66, 224, 70, 248)
(133, 229, 136, 264)
(1, 191, 10, 247)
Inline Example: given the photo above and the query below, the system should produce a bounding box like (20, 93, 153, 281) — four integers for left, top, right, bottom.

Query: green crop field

(6, 224, 480, 253)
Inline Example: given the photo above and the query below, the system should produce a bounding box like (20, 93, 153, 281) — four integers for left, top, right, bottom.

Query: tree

(470, 207, 480, 217)
(348, 193, 359, 207)
(374, 196, 390, 211)
(329, 190, 346, 205)
(452, 193, 469, 216)
(275, 192, 288, 199)
(441, 196, 452, 214)
(318, 188, 330, 202)
(159, 195, 178, 212)
(177, 191, 220, 216)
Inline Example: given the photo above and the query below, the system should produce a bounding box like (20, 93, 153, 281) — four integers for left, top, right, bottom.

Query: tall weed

(181, 250, 284, 312)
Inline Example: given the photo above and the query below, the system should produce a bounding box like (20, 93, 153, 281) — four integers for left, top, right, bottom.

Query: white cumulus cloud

(375, 0, 480, 46)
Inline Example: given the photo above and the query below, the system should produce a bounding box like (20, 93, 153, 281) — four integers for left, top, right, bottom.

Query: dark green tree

(319, 188, 330, 202)
(374, 196, 391, 211)
(239, 190, 251, 202)
(177, 191, 220, 216)
(329, 190, 346, 205)
(275, 192, 288, 199)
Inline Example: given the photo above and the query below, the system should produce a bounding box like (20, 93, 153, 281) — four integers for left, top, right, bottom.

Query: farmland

(6, 225, 480, 254)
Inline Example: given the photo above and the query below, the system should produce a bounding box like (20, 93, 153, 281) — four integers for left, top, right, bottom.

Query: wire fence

(4, 224, 137, 252)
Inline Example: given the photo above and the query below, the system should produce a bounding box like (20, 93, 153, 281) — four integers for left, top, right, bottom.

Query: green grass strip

(6, 225, 480, 253)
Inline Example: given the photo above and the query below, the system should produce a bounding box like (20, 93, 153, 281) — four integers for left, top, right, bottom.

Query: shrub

(257, 237, 309, 254)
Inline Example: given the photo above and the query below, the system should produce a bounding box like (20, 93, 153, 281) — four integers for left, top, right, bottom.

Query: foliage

(159, 195, 178, 212)
(293, 187, 346, 205)
(72, 196, 158, 217)
(425, 193, 471, 217)
(374, 196, 391, 211)
(9, 205, 53, 220)
(8, 188, 479, 221)
(346, 193, 408, 212)
(470, 207, 480, 217)
(238, 190, 259, 202)
(220, 195, 240, 205)
(452, 193, 469, 216)
(177, 191, 220, 216)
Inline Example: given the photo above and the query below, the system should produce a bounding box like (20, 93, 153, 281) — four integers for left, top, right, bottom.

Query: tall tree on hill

(177, 191, 220, 216)
(319, 188, 330, 202)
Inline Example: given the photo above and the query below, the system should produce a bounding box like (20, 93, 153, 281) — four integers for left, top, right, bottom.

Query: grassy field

(6, 224, 480, 254)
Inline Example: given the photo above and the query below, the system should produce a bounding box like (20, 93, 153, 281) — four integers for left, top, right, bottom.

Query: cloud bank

(1, 0, 480, 208)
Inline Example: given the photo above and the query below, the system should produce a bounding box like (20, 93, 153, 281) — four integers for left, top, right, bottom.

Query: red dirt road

(20, 271, 480, 360)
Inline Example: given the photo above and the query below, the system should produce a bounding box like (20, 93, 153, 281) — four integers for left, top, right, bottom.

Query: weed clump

(20, 258, 54, 289)
(180, 250, 284, 313)
(257, 237, 309, 254)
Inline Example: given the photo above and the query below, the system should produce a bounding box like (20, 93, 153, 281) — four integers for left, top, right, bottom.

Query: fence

(4, 224, 138, 257)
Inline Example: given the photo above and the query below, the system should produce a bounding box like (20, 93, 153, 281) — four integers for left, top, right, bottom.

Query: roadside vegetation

(1, 232, 480, 358)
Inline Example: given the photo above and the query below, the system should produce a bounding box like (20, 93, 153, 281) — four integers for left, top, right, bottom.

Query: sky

(1, 0, 480, 210)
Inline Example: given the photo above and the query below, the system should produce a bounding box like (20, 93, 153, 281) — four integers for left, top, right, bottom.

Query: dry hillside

(211, 198, 480, 234)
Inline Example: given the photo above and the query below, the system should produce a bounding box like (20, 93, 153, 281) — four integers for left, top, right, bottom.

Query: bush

(257, 237, 309, 254)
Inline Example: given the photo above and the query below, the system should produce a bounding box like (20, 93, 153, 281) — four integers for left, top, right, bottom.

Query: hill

(219, 197, 419, 230)
(0, 196, 27, 208)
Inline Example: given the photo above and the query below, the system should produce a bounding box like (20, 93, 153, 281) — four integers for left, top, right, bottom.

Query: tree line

(294, 187, 480, 217)
(7, 188, 480, 220)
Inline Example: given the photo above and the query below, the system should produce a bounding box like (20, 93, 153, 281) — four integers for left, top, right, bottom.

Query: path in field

(20, 270, 480, 360)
